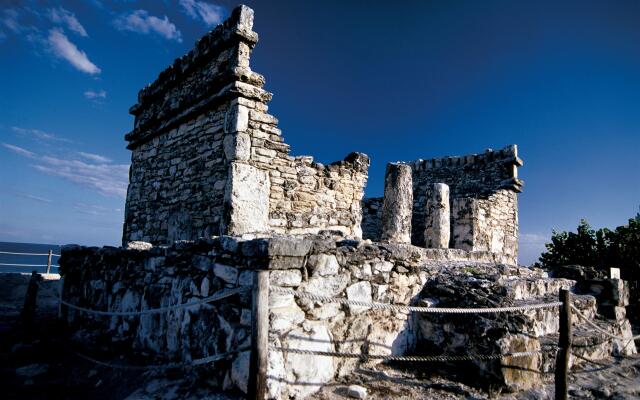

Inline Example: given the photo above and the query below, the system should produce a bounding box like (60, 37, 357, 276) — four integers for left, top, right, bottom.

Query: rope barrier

(0, 251, 60, 256)
(74, 346, 250, 370)
(61, 286, 248, 317)
(272, 287, 563, 314)
(571, 305, 640, 342)
(271, 346, 542, 361)
(571, 304, 640, 352)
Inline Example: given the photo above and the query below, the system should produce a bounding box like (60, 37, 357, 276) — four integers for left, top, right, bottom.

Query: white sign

(610, 268, 621, 279)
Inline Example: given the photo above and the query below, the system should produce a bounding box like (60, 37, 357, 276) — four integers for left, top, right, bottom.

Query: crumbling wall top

(125, 5, 265, 149)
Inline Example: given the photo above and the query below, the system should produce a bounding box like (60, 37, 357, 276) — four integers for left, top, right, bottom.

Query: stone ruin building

(60, 5, 637, 399)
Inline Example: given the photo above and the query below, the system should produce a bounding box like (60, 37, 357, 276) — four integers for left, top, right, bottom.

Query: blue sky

(0, 0, 638, 265)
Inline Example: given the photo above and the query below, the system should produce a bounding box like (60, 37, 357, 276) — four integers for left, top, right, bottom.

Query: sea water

(0, 242, 62, 274)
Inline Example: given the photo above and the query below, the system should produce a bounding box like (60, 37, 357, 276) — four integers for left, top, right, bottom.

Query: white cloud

(518, 232, 550, 266)
(179, 0, 224, 25)
(18, 193, 53, 203)
(78, 151, 111, 163)
(114, 10, 182, 42)
(2, 143, 36, 158)
(33, 156, 129, 198)
(49, 7, 87, 37)
(11, 126, 71, 143)
(47, 28, 101, 74)
(73, 202, 121, 216)
(2, 142, 129, 198)
(1, 8, 22, 34)
(519, 233, 548, 245)
(83, 89, 107, 100)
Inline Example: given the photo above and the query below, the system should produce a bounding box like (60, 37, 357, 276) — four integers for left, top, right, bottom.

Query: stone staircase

(414, 265, 637, 392)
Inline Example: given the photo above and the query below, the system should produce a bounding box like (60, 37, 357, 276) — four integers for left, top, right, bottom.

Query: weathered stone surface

(380, 163, 413, 244)
(224, 162, 270, 235)
(213, 263, 238, 284)
(424, 183, 450, 249)
(270, 270, 302, 287)
(307, 254, 339, 276)
(126, 241, 153, 250)
(231, 350, 250, 393)
(346, 281, 372, 315)
(281, 324, 335, 399)
(347, 385, 367, 399)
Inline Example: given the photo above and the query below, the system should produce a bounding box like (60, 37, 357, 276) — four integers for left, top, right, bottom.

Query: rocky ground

(2, 308, 638, 400)
(2, 272, 639, 399)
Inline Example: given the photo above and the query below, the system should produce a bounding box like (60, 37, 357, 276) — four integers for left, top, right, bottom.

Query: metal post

(555, 289, 572, 400)
(248, 270, 269, 400)
(46, 249, 53, 274)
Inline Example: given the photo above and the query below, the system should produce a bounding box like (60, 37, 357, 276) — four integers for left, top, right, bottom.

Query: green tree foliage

(538, 211, 640, 281)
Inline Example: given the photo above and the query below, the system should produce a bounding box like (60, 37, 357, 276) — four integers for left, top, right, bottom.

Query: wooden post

(21, 271, 40, 333)
(46, 249, 53, 274)
(555, 289, 572, 400)
(248, 270, 269, 400)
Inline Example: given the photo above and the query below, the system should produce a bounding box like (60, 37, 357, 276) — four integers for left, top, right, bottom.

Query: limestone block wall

(122, 5, 369, 244)
(124, 109, 229, 244)
(362, 145, 522, 261)
(410, 145, 523, 252)
(59, 240, 255, 394)
(451, 189, 518, 255)
(60, 235, 515, 398)
(362, 197, 383, 241)
(123, 6, 263, 245)
(238, 99, 370, 236)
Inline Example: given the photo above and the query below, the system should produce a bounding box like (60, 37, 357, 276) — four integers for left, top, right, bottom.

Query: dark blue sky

(1, 1, 638, 264)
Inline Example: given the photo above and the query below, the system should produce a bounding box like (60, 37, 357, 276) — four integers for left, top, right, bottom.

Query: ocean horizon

(0, 241, 62, 274)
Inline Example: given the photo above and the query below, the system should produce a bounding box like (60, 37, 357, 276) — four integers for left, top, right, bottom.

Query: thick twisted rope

(272, 287, 562, 314)
(61, 286, 248, 317)
(570, 304, 640, 350)
(74, 346, 249, 370)
(271, 346, 542, 361)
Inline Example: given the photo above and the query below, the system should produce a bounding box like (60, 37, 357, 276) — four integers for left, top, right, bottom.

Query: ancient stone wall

(60, 235, 515, 398)
(122, 6, 369, 245)
(60, 240, 255, 394)
(123, 6, 261, 244)
(362, 145, 522, 261)
(411, 145, 523, 251)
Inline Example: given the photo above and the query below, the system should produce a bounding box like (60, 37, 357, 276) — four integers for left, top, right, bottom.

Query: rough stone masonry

(59, 5, 639, 400)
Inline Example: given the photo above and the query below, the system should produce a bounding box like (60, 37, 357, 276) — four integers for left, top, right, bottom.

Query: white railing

(0, 250, 60, 274)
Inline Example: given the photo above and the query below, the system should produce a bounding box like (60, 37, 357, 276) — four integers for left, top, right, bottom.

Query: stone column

(380, 163, 413, 243)
(424, 183, 450, 248)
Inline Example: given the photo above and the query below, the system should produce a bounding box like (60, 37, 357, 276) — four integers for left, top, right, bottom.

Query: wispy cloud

(47, 28, 101, 74)
(73, 202, 121, 216)
(2, 142, 128, 198)
(78, 151, 111, 163)
(83, 89, 107, 100)
(33, 156, 129, 198)
(18, 193, 53, 203)
(179, 0, 225, 25)
(49, 7, 87, 37)
(114, 10, 182, 42)
(519, 233, 548, 245)
(1, 8, 23, 34)
(2, 143, 36, 158)
(11, 126, 71, 143)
